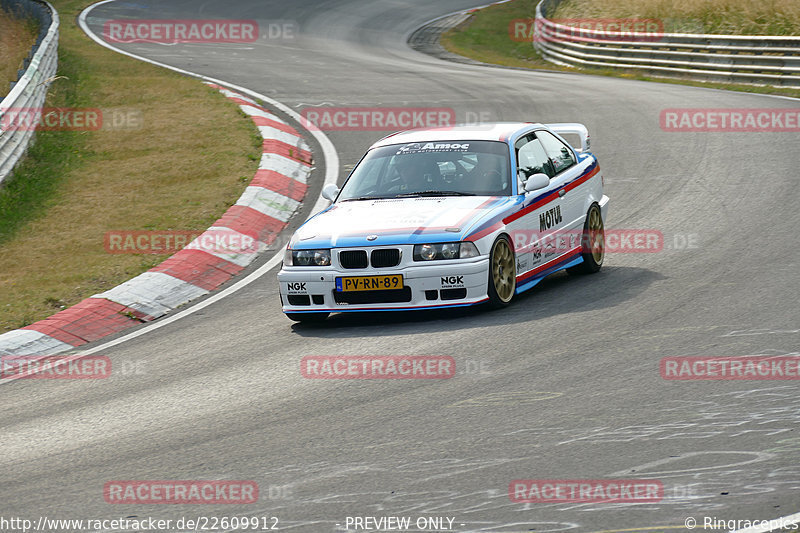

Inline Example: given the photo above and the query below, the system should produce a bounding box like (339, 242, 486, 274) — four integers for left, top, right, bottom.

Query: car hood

(290, 196, 517, 248)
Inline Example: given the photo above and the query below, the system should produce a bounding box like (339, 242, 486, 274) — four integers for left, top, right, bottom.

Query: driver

(465, 154, 504, 194)
(394, 156, 433, 192)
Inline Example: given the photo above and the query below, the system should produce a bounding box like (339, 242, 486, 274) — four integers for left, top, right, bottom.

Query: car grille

(339, 250, 368, 269)
(333, 287, 412, 305)
(370, 249, 401, 268)
(339, 249, 401, 268)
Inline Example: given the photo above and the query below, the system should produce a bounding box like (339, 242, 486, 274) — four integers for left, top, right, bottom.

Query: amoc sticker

(396, 142, 470, 154)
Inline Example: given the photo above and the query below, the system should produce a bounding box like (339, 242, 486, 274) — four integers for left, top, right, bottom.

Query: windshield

(337, 140, 511, 201)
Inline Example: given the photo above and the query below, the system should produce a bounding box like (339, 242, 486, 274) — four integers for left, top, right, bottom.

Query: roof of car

(370, 122, 542, 148)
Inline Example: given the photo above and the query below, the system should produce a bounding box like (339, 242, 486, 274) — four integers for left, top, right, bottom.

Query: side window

(536, 131, 576, 174)
(515, 135, 554, 179)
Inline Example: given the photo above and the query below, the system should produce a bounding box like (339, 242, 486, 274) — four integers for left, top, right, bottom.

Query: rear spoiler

(545, 123, 590, 153)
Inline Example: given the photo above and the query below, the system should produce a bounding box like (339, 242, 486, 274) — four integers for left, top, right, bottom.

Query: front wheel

(286, 312, 329, 322)
(487, 236, 516, 308)
(567, 203, 604, 275)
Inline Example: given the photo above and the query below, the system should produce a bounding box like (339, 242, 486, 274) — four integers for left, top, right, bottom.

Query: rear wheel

(487, 236, 516, 308)
(567, 203, 604, 275)
(286, 312, 329, 322)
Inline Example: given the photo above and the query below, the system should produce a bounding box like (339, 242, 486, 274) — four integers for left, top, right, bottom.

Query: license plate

(336, 275, 404, 292)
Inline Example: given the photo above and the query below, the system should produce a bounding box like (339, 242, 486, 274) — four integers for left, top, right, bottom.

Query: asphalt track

(2, 1, 799, 531)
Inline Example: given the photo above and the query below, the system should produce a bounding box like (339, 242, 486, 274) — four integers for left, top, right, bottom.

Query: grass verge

(440, 0, 800, 99)
(0, 0, 261, 333)
(0, 5, 39, 95)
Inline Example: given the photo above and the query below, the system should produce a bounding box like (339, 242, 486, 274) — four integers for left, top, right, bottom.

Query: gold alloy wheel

(491, 238, 516, 302)
(588, 206, 604, 265)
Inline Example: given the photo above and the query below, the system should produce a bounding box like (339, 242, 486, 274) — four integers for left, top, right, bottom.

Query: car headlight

(418, 244, 437, 261)
(413, 242, 480, 261)
(287, 248, 331, 266)
(441, 243, 459, 259)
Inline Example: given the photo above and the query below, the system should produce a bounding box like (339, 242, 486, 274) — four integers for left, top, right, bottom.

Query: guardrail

(0, 0, 59, 186)
(534, 0, 800, 89)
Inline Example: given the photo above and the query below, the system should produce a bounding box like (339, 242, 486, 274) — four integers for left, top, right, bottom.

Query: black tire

(286, 312, 329, 322)
(567, 203, 604, 275)
(487, 235, 516, 308)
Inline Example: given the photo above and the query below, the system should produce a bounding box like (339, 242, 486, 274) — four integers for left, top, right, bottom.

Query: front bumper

(278, 257, 490, 313)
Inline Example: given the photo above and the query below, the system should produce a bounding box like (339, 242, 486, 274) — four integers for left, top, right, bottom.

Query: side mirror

(321, 183, 340, 202)
(524, 173, 550, 192)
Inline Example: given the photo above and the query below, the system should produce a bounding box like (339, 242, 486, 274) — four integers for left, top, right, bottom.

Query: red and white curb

(0, 84, 312, 356)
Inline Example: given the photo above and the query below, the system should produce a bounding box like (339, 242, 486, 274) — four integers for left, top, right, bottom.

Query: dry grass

(552, 0, 800, 35)
(0, 0, 261, 333)
(0, 7, 39, 96)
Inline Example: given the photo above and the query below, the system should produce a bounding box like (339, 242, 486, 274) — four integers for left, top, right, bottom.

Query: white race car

(278, 122, 609, 321)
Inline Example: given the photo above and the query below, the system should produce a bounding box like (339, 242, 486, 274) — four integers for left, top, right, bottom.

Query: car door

(510, 133, 568, 279)
(535, 129, 585, 242)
